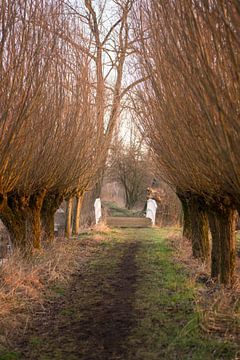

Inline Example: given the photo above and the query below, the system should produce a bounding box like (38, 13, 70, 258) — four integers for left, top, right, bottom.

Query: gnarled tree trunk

(72, 194, 83, 236)
(188, 196, 210, 261)
(29, 190, 46, 249)
(0, 190, 46, 251)
(41, 192, 64, 242)
(0, 195, 30, 250)
(177, 193, 192, 240)
(65, 197, 73, 239)
(0, 194, 7, 211)
(208, 204, 236, 285)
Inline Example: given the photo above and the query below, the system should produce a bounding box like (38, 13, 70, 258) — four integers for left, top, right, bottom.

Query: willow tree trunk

(0, 190, 46, 251)
(41, 192, 64, 242)
(72, 195, 83, 236)
(207, 210, 221, 279)
(0, 194, 7, 211)
(177, 193, 192, 240)
(208, 205, 236, 285)
(28, 190, 46, 249)
(0, 195, 29, 250)
(65, 197, 73, 239)
(188, 197, 210, 261)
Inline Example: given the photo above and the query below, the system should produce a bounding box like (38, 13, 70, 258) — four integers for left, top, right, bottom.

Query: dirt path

(15, 239, 139, 360)
(2, 228, 239, 360)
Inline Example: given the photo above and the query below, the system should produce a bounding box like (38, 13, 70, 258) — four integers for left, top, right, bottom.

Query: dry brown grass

(93, 222, 111, 233)
(0, 235, 99, 344)
(90, 222, 114, 242)
(167, 230, 240, 343)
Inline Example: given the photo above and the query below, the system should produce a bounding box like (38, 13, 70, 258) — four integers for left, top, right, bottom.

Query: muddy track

(16, 241, 139, 360)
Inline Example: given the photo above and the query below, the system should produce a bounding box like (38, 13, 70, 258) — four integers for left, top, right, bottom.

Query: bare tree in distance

(108, 136, 153, 210)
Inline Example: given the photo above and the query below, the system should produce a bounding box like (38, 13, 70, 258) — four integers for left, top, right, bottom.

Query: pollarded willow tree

(134, 0, 240, 284)
(0, 0, 136, 249)
(0, 0, 99, 249)
(0, 0, 62, 249)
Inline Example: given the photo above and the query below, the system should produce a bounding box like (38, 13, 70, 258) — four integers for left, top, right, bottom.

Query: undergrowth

(103, 201, 144, 218)
(0, 228, 239, 359)
(126, 228, 239, 360)
(0, 234, 98, 348)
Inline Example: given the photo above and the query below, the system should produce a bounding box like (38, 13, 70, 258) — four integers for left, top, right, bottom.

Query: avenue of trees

(0, 0, 134, 250)
(134, 0, 240, 285)
(1, 0, 239, 287)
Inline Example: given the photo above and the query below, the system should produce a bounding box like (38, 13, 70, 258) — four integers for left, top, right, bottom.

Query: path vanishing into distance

(2, 229, 239, 360)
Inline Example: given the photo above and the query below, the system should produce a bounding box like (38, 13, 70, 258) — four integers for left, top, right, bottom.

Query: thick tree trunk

(236, 204, 240, 229)
(65, 197, 73, 239)
(41, 192, 64, 242)
(208, 205, 236, 285)
(207, 210, 221, 279)
(177, 193, 192, 240)
(72, 195, 83, 236)
(188, 196, 210, 261)
(0, 195, 29, 249)
(0, 190, 46, 251)
(28, 190, 46, 249)
(0, 193, 7, 211)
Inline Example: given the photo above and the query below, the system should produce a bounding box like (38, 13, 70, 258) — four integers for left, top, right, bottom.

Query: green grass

(29, 337, 45, 348)
(0, 351, 21, 360)
(103, 201, 144, 218)
(0, 228, 239, 359)
(126, 228, 238, 360)
(49, 284, 66, 297)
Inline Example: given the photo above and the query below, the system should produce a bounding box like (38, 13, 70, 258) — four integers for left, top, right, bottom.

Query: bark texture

(0, 190, 46, 250)
(72, 195, 83, 236)
(41, 192, 64, 242)
(188, 196, 210, 261)
(177, 193, 192, 240)
(208, 204, 236, 285)
(29, 190, 46, 249)
(65, 197, 73, 239)
(0, 194, 7, 211)
(0, 195, 29, 249)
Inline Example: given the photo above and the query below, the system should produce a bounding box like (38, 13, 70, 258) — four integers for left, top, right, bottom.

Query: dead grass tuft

(90, 223, 114, 243)
(167, 231, 240, 342)
(0, 235, 98, 343)
(93, 222, 111, 234)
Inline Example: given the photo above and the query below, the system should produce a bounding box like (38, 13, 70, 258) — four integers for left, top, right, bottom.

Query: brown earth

(13, 240, 139, 360)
